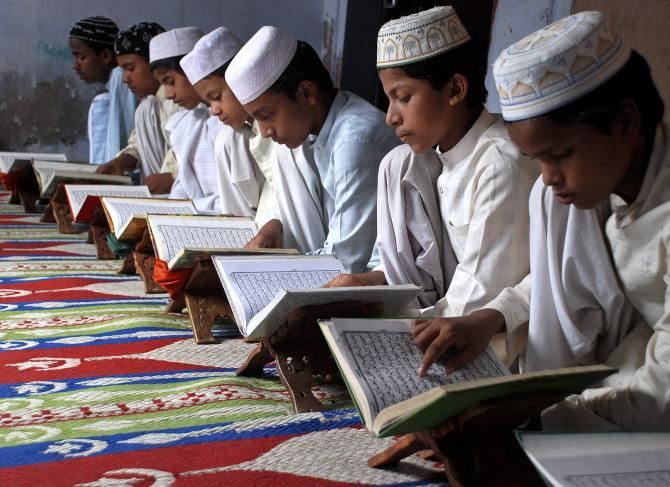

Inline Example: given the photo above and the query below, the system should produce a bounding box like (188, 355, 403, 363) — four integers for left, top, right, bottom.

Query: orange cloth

(152, 258, 194, 300)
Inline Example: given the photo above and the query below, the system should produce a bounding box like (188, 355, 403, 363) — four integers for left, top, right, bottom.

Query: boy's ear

(101, 48, 115, 66)
(448, 73, 469, 106)
(615, 99, 641, 138)
(298, 80, 319, 106)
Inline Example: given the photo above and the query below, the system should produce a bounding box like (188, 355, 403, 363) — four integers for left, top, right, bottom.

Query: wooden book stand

(165, 295, 186, 314)
(50, 183, 86, 234)
(133, 228, 163, 293)
(181, 260, 233, 343)
(40, 199, 56, 223)
(15, 166, 41, 213)
(368, 391, 569, 486)
(118, 253, 137, 275)
(237, 300, 383, 413)
(90, 207, 116, 260)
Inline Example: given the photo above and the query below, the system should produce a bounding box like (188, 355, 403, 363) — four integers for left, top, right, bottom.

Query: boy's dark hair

(395, 41, 488, 109)
(543, 50, 664, 143)
(80, 40, 113, 55)
(150, 55, 185, 74)
(267, 41, 335, 100)
(204, 59, 233, 80)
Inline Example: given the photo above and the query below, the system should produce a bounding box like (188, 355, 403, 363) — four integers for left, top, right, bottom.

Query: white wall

(0, 0, 335, 160)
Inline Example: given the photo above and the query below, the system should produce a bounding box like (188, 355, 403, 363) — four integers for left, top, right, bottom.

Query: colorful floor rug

(0, 201, 445, 486)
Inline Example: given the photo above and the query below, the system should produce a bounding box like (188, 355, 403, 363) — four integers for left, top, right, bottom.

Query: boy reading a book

(225, 26, 400, 273)
(414, 11, 670, 431)
(149, 27, 223, 213)
(180, 27, 272, 221)
(325, 6, 537, 313)
(151, 26, 274, 300)
(97, 22, 181, 195)
(68, 16, 136, 164)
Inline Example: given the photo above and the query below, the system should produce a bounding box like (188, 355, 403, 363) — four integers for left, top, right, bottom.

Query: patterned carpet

(0, 196, 445, 486)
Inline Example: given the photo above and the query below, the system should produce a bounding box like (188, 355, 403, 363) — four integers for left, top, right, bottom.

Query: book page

(517, 432, 670, 487)
(66, 185, 151, 217)
(147, 215, 256, 262)
(213, 255, 344, 329)
(330, 318, 509, 421)
(0, 152, 65, 172)
(33, 160, 97, 194)
(102, 197, 197, 234)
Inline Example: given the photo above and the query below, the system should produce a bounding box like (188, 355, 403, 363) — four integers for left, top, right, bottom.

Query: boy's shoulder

(329, 91, 396, 145)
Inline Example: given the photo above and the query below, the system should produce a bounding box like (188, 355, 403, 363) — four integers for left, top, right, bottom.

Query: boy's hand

(96, 154, 137, 175)
(323, 271, 386, 288)
(245, 219, 283, 249)
(145, 173, 175, 194)
(411, 308, 505, 377)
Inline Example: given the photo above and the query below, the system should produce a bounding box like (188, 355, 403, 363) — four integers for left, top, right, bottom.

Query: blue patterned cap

(493, 11, 631, 121)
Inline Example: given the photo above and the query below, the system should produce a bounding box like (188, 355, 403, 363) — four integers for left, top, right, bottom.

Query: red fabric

(152, 258, 193, 299)
(0, 171, 22, 192)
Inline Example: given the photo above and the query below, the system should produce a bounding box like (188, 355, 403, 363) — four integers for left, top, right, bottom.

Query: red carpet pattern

(0, 193, 445, 486)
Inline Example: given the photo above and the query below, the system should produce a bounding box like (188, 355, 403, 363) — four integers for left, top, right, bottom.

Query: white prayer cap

(376, 6, 470, 68)
(493, 11, 631, 121)
(225, 26, 298, 105)
(149, 27, 203, 64)
(180, 27, 243, 85)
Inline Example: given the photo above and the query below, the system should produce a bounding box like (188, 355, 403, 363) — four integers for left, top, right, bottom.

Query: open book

(516, 431, 670, 487)
(0, 152, 66, 174)
(33, 159, 132, 197)
(65, 184, 152, 223)
(101, 196, 198, 241)
(213, 254, 422, 341)
(146, 214, 298, 270)
(319, 317, 617, 437)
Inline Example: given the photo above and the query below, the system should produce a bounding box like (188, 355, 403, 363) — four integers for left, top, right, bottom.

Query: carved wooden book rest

(237, 300, 383, 414)
(368, 391, 570, 486)
(133, 227, 163, 293)
(15, 165, 41, 213)
(90, 207, 116, 260)
(180, 260, 234, 344)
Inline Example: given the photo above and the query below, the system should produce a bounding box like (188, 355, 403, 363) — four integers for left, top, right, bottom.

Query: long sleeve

(104, 67, 137, 162)
(310, 136, 380, 273)
(116, 127, 140, 162)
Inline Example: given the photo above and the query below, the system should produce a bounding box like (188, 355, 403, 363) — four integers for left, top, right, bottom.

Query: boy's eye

(399, 95, 411, 103)
(553, 148, 575, 161)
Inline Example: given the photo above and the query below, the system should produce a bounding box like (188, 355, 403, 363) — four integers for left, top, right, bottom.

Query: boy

(415, 11, 670, 431)
(225, 26, 400, 272)
(180, 26, 270, 220)
(327, 6, 537, 314)
(68, 16, 136, 164)
(149, 27, 222, 213)
(97, 22, 181, 194)
(153, 26, 269, 300)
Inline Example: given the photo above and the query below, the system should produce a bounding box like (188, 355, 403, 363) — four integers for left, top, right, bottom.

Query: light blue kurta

(310, 90, 400, 273)
(89, 66, 136, 164)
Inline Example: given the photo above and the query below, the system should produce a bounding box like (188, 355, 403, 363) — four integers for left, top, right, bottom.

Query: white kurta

(487, 123, 670, 431)
(374, 144, 456, 307)
(374, 110, 536, 314)
(118, 85, 181, 178)
(166, 105, 224, 213)
(213, 120, 267, 219)
(248, 121, 277, 226)
(272, 140, 327, 253)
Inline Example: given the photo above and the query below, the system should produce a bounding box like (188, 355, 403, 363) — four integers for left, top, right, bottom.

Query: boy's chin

(408, 142, 434, 154)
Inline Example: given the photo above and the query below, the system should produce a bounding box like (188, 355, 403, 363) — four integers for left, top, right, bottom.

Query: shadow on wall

(0, 72, 91, 154)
